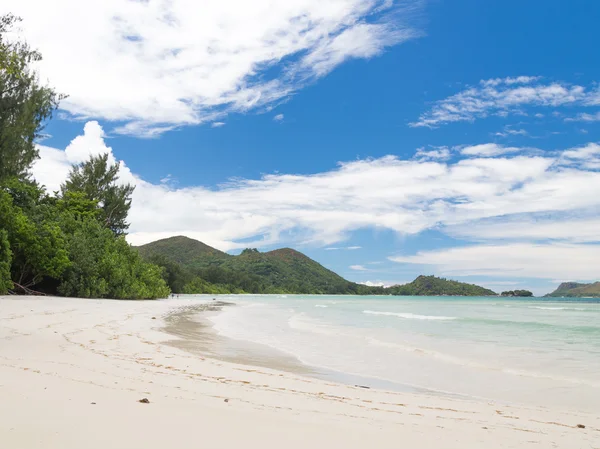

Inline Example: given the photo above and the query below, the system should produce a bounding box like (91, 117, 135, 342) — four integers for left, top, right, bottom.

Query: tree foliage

(61, 153, 135, 235)
(387, 275, 496, 296)
(0, 15, 168, 299)
(0, 14, 62, 181)
(58, 218, 170, 299)
(500, 290, 533, 297)
(0, 229, 12, 293)
(545, 282, 600, 298)
(0, 185, 70, 288)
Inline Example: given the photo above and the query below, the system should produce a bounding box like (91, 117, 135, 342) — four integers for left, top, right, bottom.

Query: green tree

(0, 187, 69, 289)
(146, 253, 192, 293)
(0, 14, 62, 182)
(61, 153, 134, 235)
(0, 229, 12, 293)
(58, 218, 170, 299)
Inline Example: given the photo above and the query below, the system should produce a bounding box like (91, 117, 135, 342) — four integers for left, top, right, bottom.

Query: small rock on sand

(224, 399, 229, 403)
(138, 398, 150, 404)
(577, 424, 585, 429)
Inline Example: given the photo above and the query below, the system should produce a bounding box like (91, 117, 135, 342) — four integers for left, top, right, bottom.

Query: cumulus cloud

(211, 122, 226, 128)
(3, 0, 421, 137)
(410, 76, 599, 128)
(560, 142, 600, 170)
(30, 122, 600, 278)
(273, 114, 285, 122)
(390, 243, 600, 280)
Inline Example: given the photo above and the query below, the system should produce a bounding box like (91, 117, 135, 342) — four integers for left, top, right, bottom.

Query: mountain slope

(545, 282, 600, 298)
(137, 236, 229, 265)
(388, 275, 496, 296)
(223, 247, 358, 294)
(136, 236, 497, 296)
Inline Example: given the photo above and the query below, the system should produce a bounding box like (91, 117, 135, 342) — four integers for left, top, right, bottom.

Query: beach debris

(91, 402, 96, 405)
(576, 424, 585, 429)
(138, 398, 150, 404)
(151, 317, 156, 320)
(355, 385, 370, 389)
(224, 399, 229, 403)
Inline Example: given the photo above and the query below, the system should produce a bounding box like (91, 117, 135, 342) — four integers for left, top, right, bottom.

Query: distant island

(500, 290, 533, 297)
(545, 282, 600, 298)
(137, 236, 497, 296)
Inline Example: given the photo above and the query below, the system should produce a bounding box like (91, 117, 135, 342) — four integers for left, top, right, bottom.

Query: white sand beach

(0, 296, 598, 449)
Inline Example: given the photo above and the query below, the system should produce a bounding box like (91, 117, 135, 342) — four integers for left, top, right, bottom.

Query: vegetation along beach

(2, 2, 600, 449)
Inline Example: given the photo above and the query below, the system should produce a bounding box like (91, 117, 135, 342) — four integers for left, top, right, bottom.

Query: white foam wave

(529, 306, 585, 311)
(315, 305, 328, 308)
(363, 310, 457, 320)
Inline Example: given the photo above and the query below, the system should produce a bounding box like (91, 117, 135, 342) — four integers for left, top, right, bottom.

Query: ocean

(203, 295, 600, 411)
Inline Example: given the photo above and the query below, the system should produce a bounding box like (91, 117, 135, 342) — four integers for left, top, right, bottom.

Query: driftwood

(10, 282, 46, 296)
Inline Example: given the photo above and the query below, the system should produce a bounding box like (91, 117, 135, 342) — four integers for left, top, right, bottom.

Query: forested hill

(545, 282, 600, 298)
(137, 237, 365, 294)
(137, 236, 230, 265)
(387, 275, 496, 297)
(137, 236, 497, 296)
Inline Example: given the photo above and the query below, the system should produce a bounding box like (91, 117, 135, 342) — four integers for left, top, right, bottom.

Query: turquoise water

(206, 295, 600, 411)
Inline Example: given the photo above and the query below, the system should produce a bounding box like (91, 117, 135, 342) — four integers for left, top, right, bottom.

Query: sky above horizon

(3, 0, 600, 295)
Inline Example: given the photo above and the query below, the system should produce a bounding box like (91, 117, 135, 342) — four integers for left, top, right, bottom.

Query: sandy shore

(0, 296, 598, 449)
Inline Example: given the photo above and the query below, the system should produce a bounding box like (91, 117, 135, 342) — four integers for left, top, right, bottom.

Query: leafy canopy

(0, 14, 62, 182)
(61, 153, 135, 235)
(0, 229, 12, 294)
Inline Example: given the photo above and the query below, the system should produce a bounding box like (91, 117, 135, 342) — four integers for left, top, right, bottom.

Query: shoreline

(1, 295, 598, 448)
(161, 301, 317, 376)
(162, 299, 474, 399)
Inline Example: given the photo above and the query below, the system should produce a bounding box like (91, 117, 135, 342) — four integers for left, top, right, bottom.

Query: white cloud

(458, 143, 521, 157)
(211, 122, 226, 128)
(494, 127, 528, 137)
(325, 246, 362, 250)
(3, 0, 421, 137)
(359, 280, 401, 287)
(350, 265, 368, 271)
(446, 215, 600, 243)
(30, 123, 600, 266)
(273, 114, 285, 122)
(565, 112, 600, 122)
(414, 146, 451, 161)
(32, 121, 136, 193)
(560, 142, 600, 169)
(410, 76, 599, 128)
(390, 243, 600, 281)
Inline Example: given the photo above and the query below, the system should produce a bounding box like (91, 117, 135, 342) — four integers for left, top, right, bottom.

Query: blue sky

(5, 0, 600, 295)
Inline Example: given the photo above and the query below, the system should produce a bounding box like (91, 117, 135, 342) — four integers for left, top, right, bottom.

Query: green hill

(136, 236, 497, 296)
(137, 237, 362, 294)
(545, 282, 600, 298)
(387, 275, 496, 296)
(137, 235, 229, 265)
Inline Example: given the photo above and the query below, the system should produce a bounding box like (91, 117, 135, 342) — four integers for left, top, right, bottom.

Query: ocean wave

(367, 338, 600, 387)
(528, 306, 585, 311)
(315, 305, 328, 308)
(363, 310, 457, 320)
